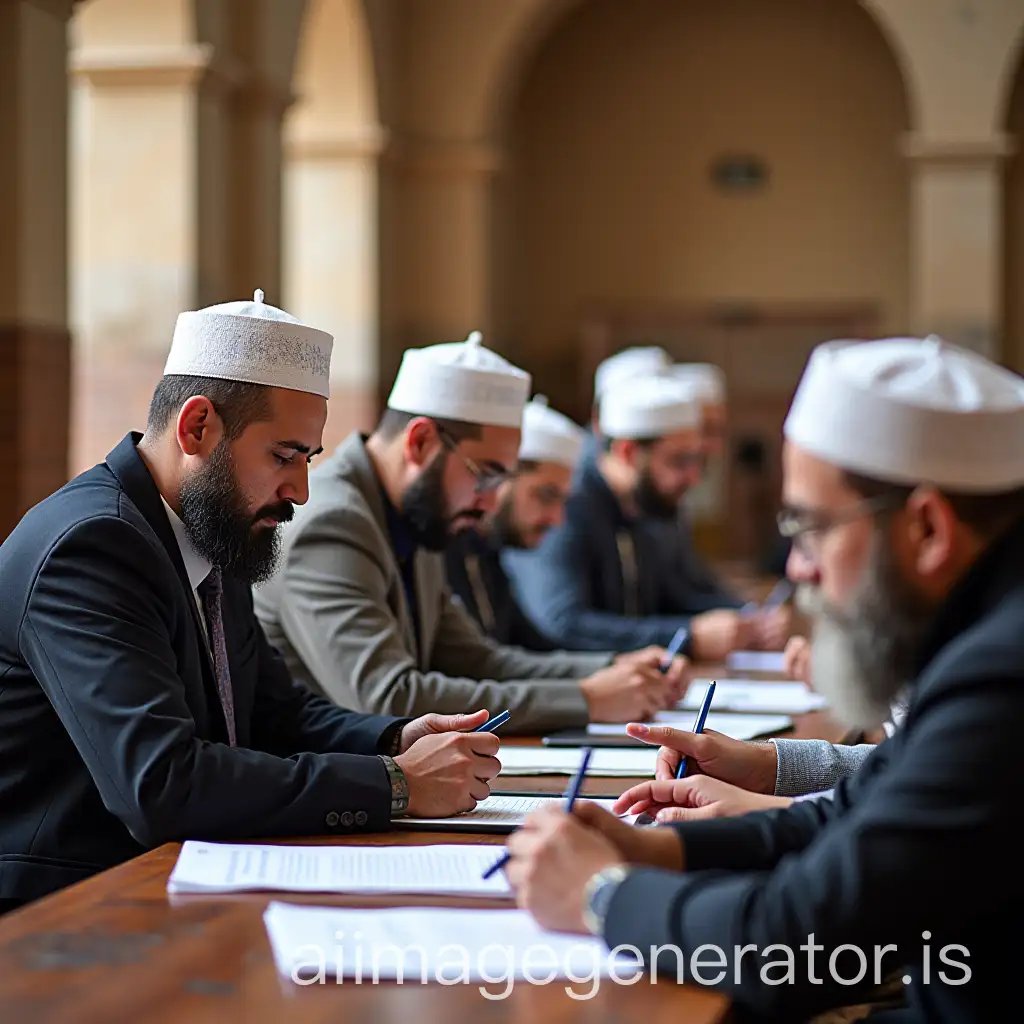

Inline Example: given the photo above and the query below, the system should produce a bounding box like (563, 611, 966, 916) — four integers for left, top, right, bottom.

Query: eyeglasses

(433, 423, 513, 494)
(777, 492, 905, 557)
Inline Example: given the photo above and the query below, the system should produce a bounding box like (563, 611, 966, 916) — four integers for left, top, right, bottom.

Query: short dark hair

(374, 408, 482, 444)
(843, 470, 1024, 540)
(146, 375, 273, 441)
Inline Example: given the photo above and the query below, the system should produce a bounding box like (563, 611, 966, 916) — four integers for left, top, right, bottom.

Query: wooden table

(0, 673, 848, 1024)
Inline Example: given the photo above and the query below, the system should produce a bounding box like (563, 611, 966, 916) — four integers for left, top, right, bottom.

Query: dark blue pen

(676, 680, 716, 779)
(659, 626, 689, 672)
(474, 709, 510, 732)
(482, 746, 593, 879)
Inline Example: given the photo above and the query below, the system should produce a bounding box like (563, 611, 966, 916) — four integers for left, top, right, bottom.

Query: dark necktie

(197, 568, 237, 746)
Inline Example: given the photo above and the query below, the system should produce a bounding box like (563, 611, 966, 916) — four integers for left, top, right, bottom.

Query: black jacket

(504, 455, 741, 651)
(603, 516, 1024, 1022)
(0, 433, 403, 906)
(444, 529, 559, 651)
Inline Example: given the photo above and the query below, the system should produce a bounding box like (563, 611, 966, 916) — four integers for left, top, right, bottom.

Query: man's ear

(175, 396, 222, 457)
(906, 488, 957, 578)
(403, 417, 440, 469)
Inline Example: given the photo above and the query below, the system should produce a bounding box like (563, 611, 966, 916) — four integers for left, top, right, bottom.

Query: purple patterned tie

(197, 568, 237, 746)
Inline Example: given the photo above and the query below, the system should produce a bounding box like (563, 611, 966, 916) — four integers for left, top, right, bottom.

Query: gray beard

(795, 529, 932, 731)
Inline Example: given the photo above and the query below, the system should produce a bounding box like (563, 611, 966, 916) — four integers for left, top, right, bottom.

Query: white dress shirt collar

(160, 496, 213, 592)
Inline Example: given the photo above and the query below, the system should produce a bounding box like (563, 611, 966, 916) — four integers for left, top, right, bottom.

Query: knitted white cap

(386, 331, 531, 429)
(600, 374, 701, 439)
(784, 335, 1024, 491)
(669, 362, 726, 403)
(164, 289, 333, 398)
(594, 346, 671, 400)
(519, 395, 585, 468)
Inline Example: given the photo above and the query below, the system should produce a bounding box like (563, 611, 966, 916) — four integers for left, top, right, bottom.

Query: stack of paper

(726, 650, 787, 673)
(264, 902, 643, 983)
(396, 794, 637, 832)
(497, 745, 657, 776)
(680, 679, 827, 715)
(166, 841, 510, 897)
(587, 710, 792, 741)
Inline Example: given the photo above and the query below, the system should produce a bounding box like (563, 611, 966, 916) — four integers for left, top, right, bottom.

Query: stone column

(284, 126, 385, 452)
(378, 139, 501, 397)
(904, 133, 1014, 359)
(0, 0, 76, 538)
(69, 40, 239, 473)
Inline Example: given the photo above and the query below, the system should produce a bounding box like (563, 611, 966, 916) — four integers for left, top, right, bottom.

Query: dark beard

(399, 452, 453, 552)
(178, 440, 293, 585)
(634, 465, 678, 520)
(798, 526, 933, 730)
(491, 494, 526, 549)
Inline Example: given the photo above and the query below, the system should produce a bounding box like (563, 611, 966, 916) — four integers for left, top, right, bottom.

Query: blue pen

(482, 746, 593, 879)
(659, 626, 689, 671)
(474, 709, 510, 733)
(676, 680, 716, 779)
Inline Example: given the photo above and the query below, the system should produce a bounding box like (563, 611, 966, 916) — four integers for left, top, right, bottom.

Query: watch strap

(378, 755, 410, 817)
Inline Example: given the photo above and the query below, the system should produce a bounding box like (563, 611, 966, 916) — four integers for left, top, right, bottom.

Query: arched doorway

(285, 0, 382, 453)
(497, 0, 911, 558)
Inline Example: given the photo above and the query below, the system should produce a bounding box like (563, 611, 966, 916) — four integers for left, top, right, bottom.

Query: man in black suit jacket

(499, 336, 1024, 1022)
(0, 292, 499, 912)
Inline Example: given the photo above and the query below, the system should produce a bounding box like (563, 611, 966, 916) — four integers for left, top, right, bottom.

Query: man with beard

(610, 624, 912, 823)
(504, 374, 788, 658)
(254, 333, 688, 734)
(498, 335, 1024, 1022)
(444, 394, 585, 650)
(0, 292, 502, 914)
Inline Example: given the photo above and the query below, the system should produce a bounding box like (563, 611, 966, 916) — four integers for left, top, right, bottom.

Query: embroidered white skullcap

(594, 346, 671, 400)
(164, 289, 333, 398)
(669, 362, 726, 403)
(518, 395, 585, 469)
(783, 335, 1024, 491)
(600, 374, 701, 439)
(386, 331, 531, 429)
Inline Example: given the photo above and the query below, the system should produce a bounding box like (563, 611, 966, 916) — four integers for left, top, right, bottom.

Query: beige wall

(44, 0, 1024, 499)
(502, 0, 911, 402)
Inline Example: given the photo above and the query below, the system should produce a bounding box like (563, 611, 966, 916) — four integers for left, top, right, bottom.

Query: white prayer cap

(165, 289, 333, 398)
(600, 374, 701, 440)
(518, 395, 585, 469)
(594, 346, 671, 400)
(386, 331, 531, 429)
(783, 335, 1024, 492)
(670, 362, 726, 404)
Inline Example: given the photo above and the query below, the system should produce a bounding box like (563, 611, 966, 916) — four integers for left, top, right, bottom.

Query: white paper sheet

(680, 679, 827, 714)
(395, 794, 637, 831)
(497, 745, 657, 776)
(726, 650, 787, 672)
(166, 841, 510, 897)
(586, 711, 792, 740)
(263, 901, 642, 983)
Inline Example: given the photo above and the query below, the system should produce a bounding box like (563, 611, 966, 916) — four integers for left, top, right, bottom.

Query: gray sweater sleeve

(769, 738, 876, 796)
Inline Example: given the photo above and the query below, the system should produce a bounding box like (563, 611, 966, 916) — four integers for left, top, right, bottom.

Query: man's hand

(751, 605, 793, 651)
(580, 653, 688, 722)
(784, 635, 811, 685)
(398, 709, 490, 752)
(504, 802, 682, 933)
(614, 645, 671, 667)
(394, 710, 500, 817)
(623, 722, 778, 794)
(614, 774, 792, 822)
(688, 610, 754, 661)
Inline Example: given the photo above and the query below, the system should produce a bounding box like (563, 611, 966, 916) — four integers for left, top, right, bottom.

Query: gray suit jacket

(254, 433, 608, 733)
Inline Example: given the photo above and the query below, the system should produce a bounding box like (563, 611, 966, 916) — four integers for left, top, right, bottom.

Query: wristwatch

(582, 863, 631, 936)
(378, 755, 409, 817)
